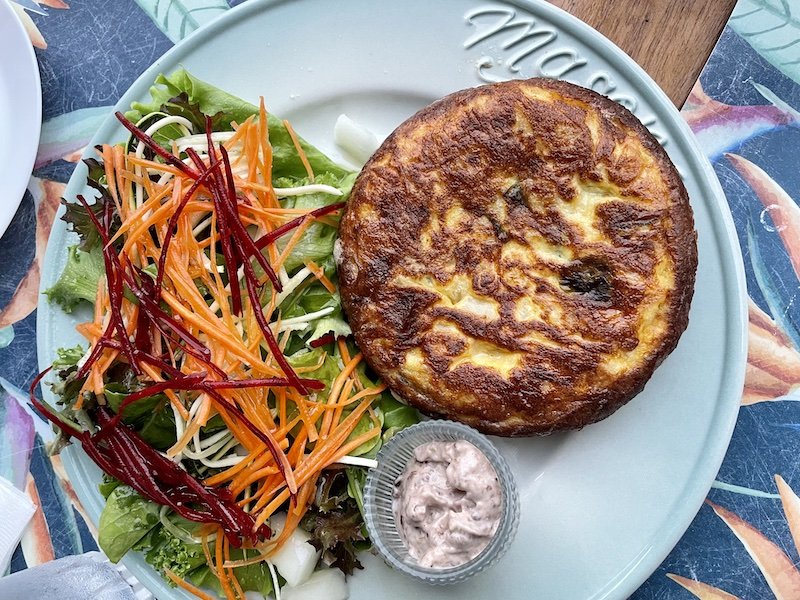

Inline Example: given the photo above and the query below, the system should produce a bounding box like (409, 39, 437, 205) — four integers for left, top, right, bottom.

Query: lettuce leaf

(189, 554, 275, 597)
(306, 312, 352, 347)
(45, 245, 105, 313)
(304, 292, 352, 347)
(276, 172, 357, 273)
(286, 347, 342, 393)
(98, 485, 161, 562)
(104, 384, 176, 451)
(125, 68, 350, 180)
(300, 470, 366, 575)
(52, 345, 85, 369)
(61, 158, 121, 252)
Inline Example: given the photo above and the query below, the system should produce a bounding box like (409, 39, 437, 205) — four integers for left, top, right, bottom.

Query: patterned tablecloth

(2, 1, 799, 598)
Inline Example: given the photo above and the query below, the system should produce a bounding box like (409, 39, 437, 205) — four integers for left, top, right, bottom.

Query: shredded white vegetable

(272, 306, 335, 335)
(274, 267, 312, 306)
(132, 115, 194, 209)
(330, 455, 378, 469)
(192, 215, 213, 238)
(333, 113, 380, 166)
(273, 183, 343, 197)
(172, 131, 235, 153)
(270, 561, 282, 600)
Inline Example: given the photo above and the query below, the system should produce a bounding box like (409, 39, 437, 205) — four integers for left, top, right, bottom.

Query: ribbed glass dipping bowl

(363, 420, 520, 585)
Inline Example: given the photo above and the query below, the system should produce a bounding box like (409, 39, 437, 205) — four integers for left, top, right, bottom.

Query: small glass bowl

(363, 420, 520, 585)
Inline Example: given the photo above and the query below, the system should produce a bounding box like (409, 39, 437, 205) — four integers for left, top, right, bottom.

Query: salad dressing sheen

(393, 440, 502, 568)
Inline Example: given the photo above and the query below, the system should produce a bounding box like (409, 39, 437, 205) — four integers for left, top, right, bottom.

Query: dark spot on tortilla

(560, 259, 613, 303)
(503, 183, 526, 206)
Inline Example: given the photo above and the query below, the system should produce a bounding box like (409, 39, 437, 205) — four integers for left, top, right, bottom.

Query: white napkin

(0, 475, 35, 573)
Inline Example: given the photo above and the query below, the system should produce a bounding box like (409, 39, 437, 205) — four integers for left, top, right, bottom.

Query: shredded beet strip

(29, 368, 83, 438)
(254, 202, 346, 250)
(98, 342, 190, 381)
(102, 201, 141, 375)
(155, 156, 223, 294)
(74, 196, 138, 376)
(197, 144, 281, 319)
(201, 120, 245, 312)
(30, 375, 270, 546)
(115, 112, 201, 179)
(185, 146, 244, 316)
(206, 378, 323, 390)
(93, 373, 208, 436)
(128, 268, 226, 379)
(75, 196, 140, 378)
(193, 143, 306, 394)
(218, 146, 281, 291)
(100, 374, 324, 435)
(241, 260, 308, 395)
(199, 384, 296, 496)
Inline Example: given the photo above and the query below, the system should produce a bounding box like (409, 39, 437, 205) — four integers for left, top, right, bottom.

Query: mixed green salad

(34, 69, 419, 599)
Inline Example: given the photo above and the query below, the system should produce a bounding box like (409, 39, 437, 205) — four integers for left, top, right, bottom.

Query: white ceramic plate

(0, 0, 42, 239)
(37, 1, 748, 599)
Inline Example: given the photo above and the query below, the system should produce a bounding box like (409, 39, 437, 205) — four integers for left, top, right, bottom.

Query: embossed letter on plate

(463, 4, 666, 146)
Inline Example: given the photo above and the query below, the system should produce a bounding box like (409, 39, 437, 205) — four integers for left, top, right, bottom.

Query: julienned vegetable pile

(32, 69, 419, 599)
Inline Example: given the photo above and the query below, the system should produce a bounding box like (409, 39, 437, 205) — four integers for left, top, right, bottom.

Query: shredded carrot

(223, 536, 245, 600)
(215, 530, 236, 600)
(329, 379, 355, 435)
(167, 394, 210, 457)
(287, 387, 318, 443)
(305, 260, 336, 294)
(101, 145, 122, 215)
(205, 447, 267, 487)
(164, 569, 217, 600)
(337, 337, 351, 364)
(321, 353, 362, 438)
(272, 216, 313, 271)
(283, 118, 314, 181)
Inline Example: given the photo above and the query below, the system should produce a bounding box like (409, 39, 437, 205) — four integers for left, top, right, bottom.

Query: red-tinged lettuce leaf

(61, 158, 120, 252)
(61, 197, 105, 252)
(161, 92, 231, 134)
(300, 470, 366, 575)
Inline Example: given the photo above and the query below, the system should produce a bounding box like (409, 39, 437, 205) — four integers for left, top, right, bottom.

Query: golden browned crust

(338, 78, 697, 436)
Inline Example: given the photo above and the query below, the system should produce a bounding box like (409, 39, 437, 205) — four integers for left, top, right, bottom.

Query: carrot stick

(223, 536, 245, 600)
(321, 354, 362, 438)
(205, 447, 267, 487)
(304, 260, 336, 294)
(330, 379, 355, 434)
(283, 119, 314, 181)
(215, 530, 236, 600)
(164, 569, 217, 600)
(272, 216, 313, 272)
(167, 394, 210, 457)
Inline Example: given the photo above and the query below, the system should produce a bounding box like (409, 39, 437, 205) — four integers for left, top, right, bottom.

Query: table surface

(1, 1, 800, 599)
(550, 0, 738, 106)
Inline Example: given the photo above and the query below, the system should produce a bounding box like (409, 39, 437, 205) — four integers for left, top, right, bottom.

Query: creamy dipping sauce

(393, 440, 502, 569)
